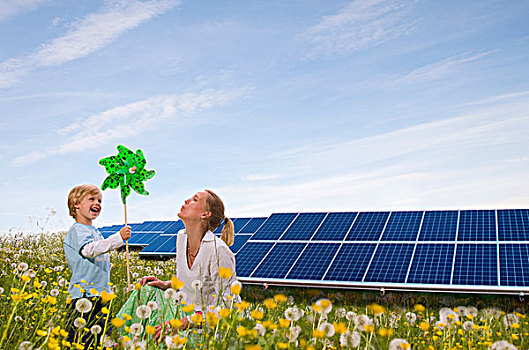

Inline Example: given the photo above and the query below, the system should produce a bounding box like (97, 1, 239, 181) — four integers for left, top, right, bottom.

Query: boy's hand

(140, 276, 171, 290)
(120, 226, 131, 240)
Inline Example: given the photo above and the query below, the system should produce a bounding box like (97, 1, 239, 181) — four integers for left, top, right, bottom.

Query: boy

(64, 184, 131, 348)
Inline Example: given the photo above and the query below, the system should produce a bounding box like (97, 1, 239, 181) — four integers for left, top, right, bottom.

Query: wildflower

(419, 321, 430, 331)
(274, 294, 287, 303)
(0, 287, 3, 294)
(503, 314, 519, 327)
(463, 321, 474, 331)
(337, 307, 346, 318)
(182, 304, 195, 313)
(340, 330, 361, 348)
(317, 298, 333, 314)
(21, 275, 31, 283)
(191, 279, 202, 290)
(251, 309, 264, 320)
(73, 317, 86, 328)
(379, 328, 394, 337)
(175, 291, 187, 302)
(230, 281, 242, 295)
(389, 339, 411, 350)
(320, 322, 335, 337)
(405, 312, 417, 325)
(134, 304, 151, 319)
(367, 303, 385, 316)
(49, 289, 60, 297)
(365, 324, 375, 333)
(334, 322, 348, 334)
(36, 330, 47, 336)
(237, 326, 248, 337)
(145, 325, 156, 335)
(355, 314, 372, 331)
(313, 329, 326, 338)
(164, 288, 177, 300)
(254, 323, 265, 337)
(346, 311, 357, 321)
(18, 341, 33, 350)
(245, 345, 261, 350)
(279, 318, 291, 328)
(191, 313, 203, 325)
(206, 312, 219, 328)
(219, 308, 231, 318)
(75, 298, 93, 314)
(170, 318, 183, 329)
(218, 266, 233, 279)
(285, 306, 302, 321)
(235, 301, 250, 312)
(482, 307, 501, 319)
(147, 300, 158, 311)
(490, 340, 517, 350)
(15, 316, 23, 322)
(277, 343, 288, 349)
(130, 323, 144, 334)
(18, 262, 29, 271)
(264, 298, 277, 309)
(414, 304, 425, 312)
(90, 325, 102, 334)
(111, 318, 126, 327)
(58, 278, 67, 287)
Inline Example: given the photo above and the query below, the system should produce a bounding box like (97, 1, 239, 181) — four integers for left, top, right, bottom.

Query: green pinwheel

(99, 145, 155, 204)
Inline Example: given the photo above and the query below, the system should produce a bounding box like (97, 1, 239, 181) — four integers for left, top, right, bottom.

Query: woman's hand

(139, 276, 171, 290)
(154, 321, 170, 340)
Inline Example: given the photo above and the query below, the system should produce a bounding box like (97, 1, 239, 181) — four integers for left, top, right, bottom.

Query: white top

(176, 229, 238, 312)
(81, 232, 124, 258)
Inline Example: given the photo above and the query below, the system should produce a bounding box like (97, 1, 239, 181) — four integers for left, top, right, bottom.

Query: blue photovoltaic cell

(419, 211, 458, 241)
(311, 212, 357, 241)
(251, 213, 297, 240)
(345, 212, 389, 241)
(239, 218, 267, 233)
(128, 233, 159, 245)
(407, 244, 455, 284)
(154, 235, 177, 253)
(235, 242, 275, 277)
(164, 221, 184, 234)
(500, 244, 529, 286)
(452, 244, 497, 285)
(230, 235, 251, 254)
(324, 244, 377, 281)
(364, 244, 415, 283)
(137, 221, 158, 231)
(251, 243, 306, 278)
(381, 211, 423, 241)
(287, 243, 341, 280)
(280, 213, 327, 241)
(458, 210, 496, 241)
(498, 210, 529, 241)
(140, 235, 176, 254)
(233, 218, 252, 233)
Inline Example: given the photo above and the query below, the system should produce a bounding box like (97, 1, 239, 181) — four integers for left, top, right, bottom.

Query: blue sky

(1, 0, 528, 233)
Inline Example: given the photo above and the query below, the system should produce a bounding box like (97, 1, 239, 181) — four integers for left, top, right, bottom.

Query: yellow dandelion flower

(21, 275, 30, 282)
(512, 323, 521, 329)
(274, 294, 287, 303)
(145, 325, 156, 335)
(365, 324, 375, 333)
(277, 342, 288, 349)
(313, 329, 325, 338)
(101, 307, 109, 315)
(419, 322, 430, 331)
(235, 301, 250, 312)
(378, 328, 394, 337)
(264, 299, 277, 309)
(230, 282, 242, 295)
(251, 310, 264, 320)
(367, 303, 385, 316)
(219, 308, 231, 318)
(237, 325, 248, 337)
(170, 318, 183, 329)
(206, 312, 219, 327)
(414, 304, 425, 312)
(111, 318, 125, 327)
(60, 329, 68, 337)
(279, 318, 291, 328)
(182, 304, 195, 313)
(512, 334, 519, 340)
(218, 267, 233, 279)
(191, 313, 203, 324)
(171, 276, 184, 289)
(245, 345, 261, 350)
(333, 322, 348, 334)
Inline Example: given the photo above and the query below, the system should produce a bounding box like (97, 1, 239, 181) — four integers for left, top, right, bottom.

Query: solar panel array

(99, 209, 529, 294)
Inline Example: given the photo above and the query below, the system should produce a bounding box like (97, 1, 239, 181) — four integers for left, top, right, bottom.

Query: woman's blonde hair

(205, 189, 234, 246)
(67, 184, 101, 219)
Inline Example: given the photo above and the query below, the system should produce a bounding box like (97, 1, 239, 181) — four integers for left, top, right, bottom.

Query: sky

(1, 0, 528, 234)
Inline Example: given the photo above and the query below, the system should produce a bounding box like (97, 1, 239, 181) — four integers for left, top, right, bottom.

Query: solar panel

(239, 218, 267, 233)
(251, 213, 298, 240)
(498, 209, 529, 241)
(280, 213, 326, 241)
(419, 211, 458, 241)
(154, 235, 178, 254)
(128, 233, 160, 246)
(345, 212, 389, 241)
(230, 235, 251, 254)
(381, 211, 423, 241)
(452, 244, 497, 286)
(235, 242, 275, 277)
(364, 244, 415, 283)
(287, 243, 341, 280)
(407, 244, 455, 284)
(251, 243, 306, 278)
(165, 221, 184, 234)
(311, 212, 357, 241)
(458, 210, 496, 241)
(323, 244, 377, 282)
(500, 244, 529, 286)
(139, 235, 176, 255)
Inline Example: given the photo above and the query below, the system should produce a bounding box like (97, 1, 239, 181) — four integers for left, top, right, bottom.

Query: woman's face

(178, 191, 209, 221)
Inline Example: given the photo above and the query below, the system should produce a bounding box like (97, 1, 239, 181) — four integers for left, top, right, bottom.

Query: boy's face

(75, 191, 103, 225)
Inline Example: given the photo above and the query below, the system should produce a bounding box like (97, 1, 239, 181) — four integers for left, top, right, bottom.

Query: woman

(116, 189, 238, 337)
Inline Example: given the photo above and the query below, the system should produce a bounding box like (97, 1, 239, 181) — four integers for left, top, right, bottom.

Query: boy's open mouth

(90, 207, 100, 213)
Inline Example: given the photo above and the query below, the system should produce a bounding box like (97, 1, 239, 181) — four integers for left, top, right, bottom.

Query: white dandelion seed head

(340, 330, 361, 348)
(490, 340, 517, 350)
(319, 321, 335, 337)
(435, 320, 446, 329)
(463, 321, 474, 331)
(90, 325, 102, 334)
(129, 323, 144, 334)
(17, 263, 28, 272)
(40, 281, 47, 288)
(456, 306, 468, 316)
(49, 289, 59, 297)
(285, 306, 302, 321)
(154, 268, 162, 275)
(147, 300, 158, 311)
(287, 296, 295, 305)
(354, 314, 372, 331)
(25, 269, 36, 278)
(254, 323, 265, 337)
(15, 316, 23, 322)
(164, 288, 177, 300)
(346, 311, 357, 321)
(11, 263, 17, 269)
(316, 298, 333, 314)
(18, 341, 33, 350)
(54, 266, 64, 272)
(405, 312, 417, 325)
(75, 298, 93, 314)
(136, 266, 143, 271)
(337, 307, 346, 318)
(102, 335, 114, 347)
(191, 279, 202, 290)
(287, 325, 301, 342)
(466, 306, 478, 317)
(132, 272, 139, 279)
(389, 339, 411, 350)
(135, 305, 152, 319)
(14, 254, 19, 259)
(175, 291, 187, 302)
(503, 314, 519, 327)
(439, 307, 459, 325)
(0, 287, 4, 294)
(74, 317, 86, 328)
(58, 278, 66, 287)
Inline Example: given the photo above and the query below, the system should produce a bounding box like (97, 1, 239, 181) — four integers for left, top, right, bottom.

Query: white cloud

(244, 174, 279, 181)
(0, 0, 180, 88)
(11, 88, 247, 166)
(0, 0, 47, 23)
(304, 0, 417, 58)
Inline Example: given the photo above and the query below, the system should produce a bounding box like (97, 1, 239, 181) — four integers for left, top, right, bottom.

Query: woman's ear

(202, 211, 212, 220)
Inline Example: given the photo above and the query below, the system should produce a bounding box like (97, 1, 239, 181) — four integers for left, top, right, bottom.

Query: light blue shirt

(63, 223, 112, 298)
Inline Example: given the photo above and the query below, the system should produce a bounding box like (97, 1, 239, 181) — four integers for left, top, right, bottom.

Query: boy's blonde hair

(68, 184, 101, 219)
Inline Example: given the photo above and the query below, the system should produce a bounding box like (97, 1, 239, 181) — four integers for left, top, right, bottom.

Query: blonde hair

(67, 184, 101, 219)
(205, 189, 234, 246)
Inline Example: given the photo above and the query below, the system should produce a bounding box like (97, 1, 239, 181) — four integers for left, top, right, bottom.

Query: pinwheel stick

(124, 203, 131, 291)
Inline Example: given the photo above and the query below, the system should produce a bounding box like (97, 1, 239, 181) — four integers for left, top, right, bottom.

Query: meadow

(0, 231, 527, 350)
